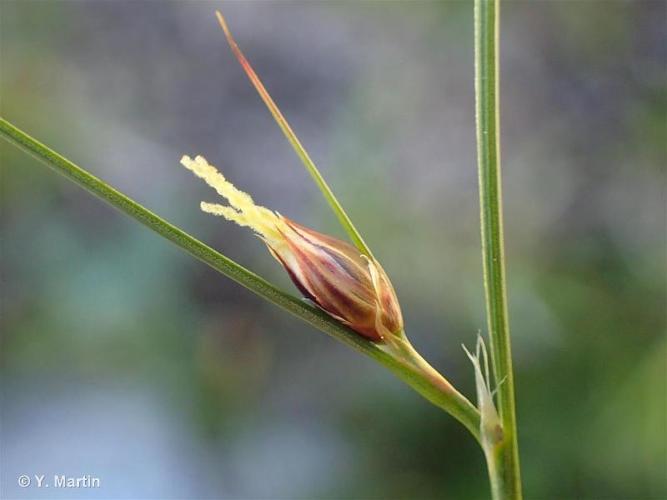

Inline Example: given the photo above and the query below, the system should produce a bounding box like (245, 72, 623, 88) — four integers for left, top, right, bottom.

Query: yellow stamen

(180, 155, 284, 243)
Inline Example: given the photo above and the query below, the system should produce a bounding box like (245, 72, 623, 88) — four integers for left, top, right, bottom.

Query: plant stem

(473, 0, 522, 499)
(0, 116, 481, 442)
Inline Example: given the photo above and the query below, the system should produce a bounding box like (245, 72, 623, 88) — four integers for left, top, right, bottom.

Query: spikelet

(180, 155, 403, 342)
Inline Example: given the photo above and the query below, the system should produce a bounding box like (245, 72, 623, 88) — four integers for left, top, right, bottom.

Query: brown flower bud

(181, 155, 403, 342)
(267, 217, 402, 341)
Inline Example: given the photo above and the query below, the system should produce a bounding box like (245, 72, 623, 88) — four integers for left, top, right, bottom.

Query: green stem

(473, 0, 522, 499)
(0, 116, 481, 442)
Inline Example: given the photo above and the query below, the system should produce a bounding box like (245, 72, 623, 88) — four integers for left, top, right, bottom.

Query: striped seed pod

(181, 155, 403, 342)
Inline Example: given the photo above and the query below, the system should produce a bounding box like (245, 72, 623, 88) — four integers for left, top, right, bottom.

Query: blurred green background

(1, 1, 665, 499)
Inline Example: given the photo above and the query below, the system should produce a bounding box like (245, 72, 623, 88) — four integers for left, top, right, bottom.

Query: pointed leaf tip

(212, 9, 373, 258)
(215, 10, 229, 37)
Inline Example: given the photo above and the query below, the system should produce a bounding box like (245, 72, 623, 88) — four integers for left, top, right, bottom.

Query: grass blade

(215, 10, 373, 258)
(0, 116, 480, 441)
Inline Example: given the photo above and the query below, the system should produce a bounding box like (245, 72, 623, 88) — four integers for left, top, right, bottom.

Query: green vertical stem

(473, 0, 522, 499)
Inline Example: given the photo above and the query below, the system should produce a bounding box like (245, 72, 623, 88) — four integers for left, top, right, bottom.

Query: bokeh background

(1, 1, 665, 499)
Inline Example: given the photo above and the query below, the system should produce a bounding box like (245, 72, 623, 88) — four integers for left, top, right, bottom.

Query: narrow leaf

(0, 117, 480, 441)
(215, 10, 373, 258)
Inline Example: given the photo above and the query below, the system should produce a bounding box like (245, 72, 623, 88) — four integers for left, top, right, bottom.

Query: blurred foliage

(1, 1, 665, 499)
